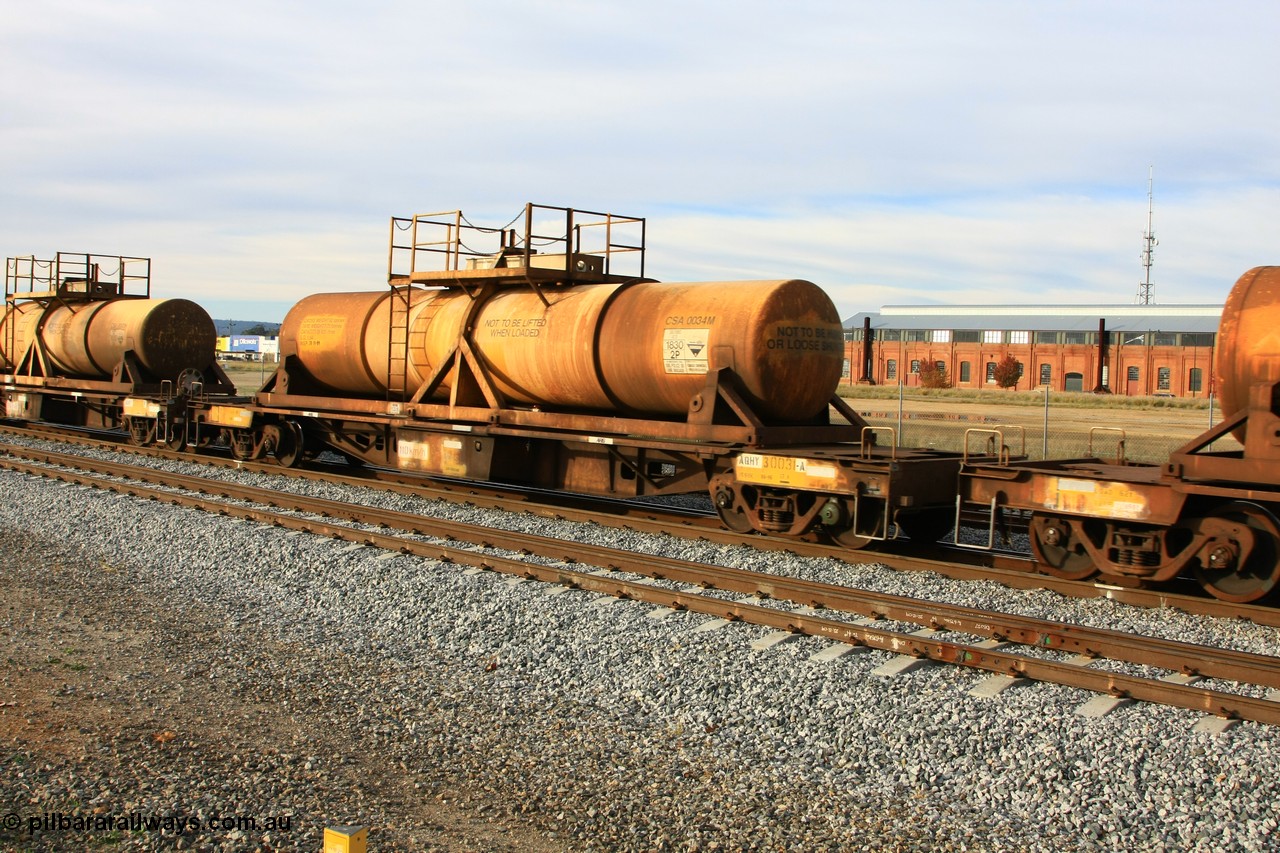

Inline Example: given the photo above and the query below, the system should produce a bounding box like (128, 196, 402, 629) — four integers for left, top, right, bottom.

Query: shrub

(992, 354, 1022, 389)
(917, 361, 951, 389)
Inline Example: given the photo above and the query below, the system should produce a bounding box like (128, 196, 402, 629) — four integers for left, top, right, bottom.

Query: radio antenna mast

(1137, 166, 1157, 304)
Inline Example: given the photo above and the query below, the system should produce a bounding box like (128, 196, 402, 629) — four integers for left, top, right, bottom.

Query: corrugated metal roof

(844, 303, 1222, 333)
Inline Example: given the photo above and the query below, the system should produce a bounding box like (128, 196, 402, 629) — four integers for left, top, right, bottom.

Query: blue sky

(3, 1, 1278, 323)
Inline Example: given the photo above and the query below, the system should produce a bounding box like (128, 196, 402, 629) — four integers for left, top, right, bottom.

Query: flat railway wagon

(222, 204, 966, 546)
(1, 252, 237, 447)
(958, 266, 1280, 604)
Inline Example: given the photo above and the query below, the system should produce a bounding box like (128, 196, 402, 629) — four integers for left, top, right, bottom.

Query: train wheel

(273, 420, 305, 468)
(713, 487, 756, 533)
(1029, 515, 1097, 580)
(1194, 502, 1280, 603)
(822, 499, 886, 550)
(826, 526, 875, 549)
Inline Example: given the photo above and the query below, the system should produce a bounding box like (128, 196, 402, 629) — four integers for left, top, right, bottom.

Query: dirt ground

(0, 529, 563, 852)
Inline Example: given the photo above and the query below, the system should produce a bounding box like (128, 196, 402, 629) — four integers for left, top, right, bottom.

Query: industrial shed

(843, 303, 1222, 397)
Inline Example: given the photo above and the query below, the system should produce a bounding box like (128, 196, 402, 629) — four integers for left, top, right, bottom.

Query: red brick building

(843, 303, 1221, 397)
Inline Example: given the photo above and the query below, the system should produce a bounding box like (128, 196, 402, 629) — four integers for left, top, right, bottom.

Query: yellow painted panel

(1037, 476, 1151, 520)
(204, 406, 255, 428)
(736, 453, 839, 489)
(122, 397, 160, 418)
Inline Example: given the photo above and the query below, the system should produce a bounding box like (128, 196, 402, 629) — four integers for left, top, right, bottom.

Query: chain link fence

(838, 387, 1236, 464)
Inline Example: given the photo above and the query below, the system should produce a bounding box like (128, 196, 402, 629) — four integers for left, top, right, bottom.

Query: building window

(880, 330, 901, 342)
(936, 361, 946, 373)
(982, 330, 1003, 344)
(842, 358, 851, 378)
(959, 361, 971, 382)
(1154, 332, 1177, 346)
(1008, 330, 1030, 345)
(1039, 363, 1052, 385)
(886, 359, 897, 380)
(905, 330, 929, 342)
(1065, 372, 1084, 392)
(846, 329, 861, 342)
(1127, 366, 1139, 382)
(986, 362, 997, 382)
(1122, 333, 1146, 346)
(1157, 367, 1171, 390)
(931, 330, 951, 343)
(1035, 331, 1059, 344)
(1189, 367, 1203, 393)
(955, 330, 981, 343)
(1182, 333, 1214, 348)
(1063, 331, 1095, 345)
(910, 359, 921, 374)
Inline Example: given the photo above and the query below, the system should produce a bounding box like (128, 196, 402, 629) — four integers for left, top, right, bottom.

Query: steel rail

(3, 424, 1279, 628)
(0, 423, 722, 525)
(5, 447, 1280, 725)
(8, 443, 1278, 687)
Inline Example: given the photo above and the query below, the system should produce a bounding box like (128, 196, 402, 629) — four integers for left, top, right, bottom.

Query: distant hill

(214, 320, 281, 336)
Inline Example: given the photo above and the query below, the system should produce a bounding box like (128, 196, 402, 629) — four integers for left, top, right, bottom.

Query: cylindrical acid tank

(0, 298, 216, 380)
(277, 290, 472, 396)
(1215, 266, 1280, 419)
(279, 279, 844, 421)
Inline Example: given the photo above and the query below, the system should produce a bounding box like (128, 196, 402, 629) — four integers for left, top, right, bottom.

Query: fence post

(1042, 386, 1050, 459)
(898, 381, 904, 443)
(1207, 391, 1215, 451)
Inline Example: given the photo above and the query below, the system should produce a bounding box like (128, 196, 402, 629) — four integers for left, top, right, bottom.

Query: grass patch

(836, 384, 1211, 410)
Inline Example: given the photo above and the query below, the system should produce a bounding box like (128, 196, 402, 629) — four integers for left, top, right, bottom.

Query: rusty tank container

(0, 298, 216, 380)
(1215, 266, 1280, 420)
(280, 279, 844, 421)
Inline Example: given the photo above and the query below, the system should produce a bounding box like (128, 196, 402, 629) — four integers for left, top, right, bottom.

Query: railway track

(4, 438, 1280, 727)
(4, 422, 1278, 629)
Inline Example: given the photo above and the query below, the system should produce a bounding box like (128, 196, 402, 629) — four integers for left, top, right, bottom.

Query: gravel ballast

(2, 446, 1279, 851)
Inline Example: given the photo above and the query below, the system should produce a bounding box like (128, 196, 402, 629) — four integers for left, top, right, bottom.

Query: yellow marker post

(323, 825, 368, 853)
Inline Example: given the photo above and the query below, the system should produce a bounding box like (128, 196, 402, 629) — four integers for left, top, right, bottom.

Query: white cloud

(2, 1, 1277, 321)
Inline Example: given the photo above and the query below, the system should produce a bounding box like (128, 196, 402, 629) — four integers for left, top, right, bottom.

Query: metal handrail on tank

(5, 252, 150, 300)
(387, 210, 467, 278)
(524, 203, 646, 279)
(387, 203, 646, 283)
